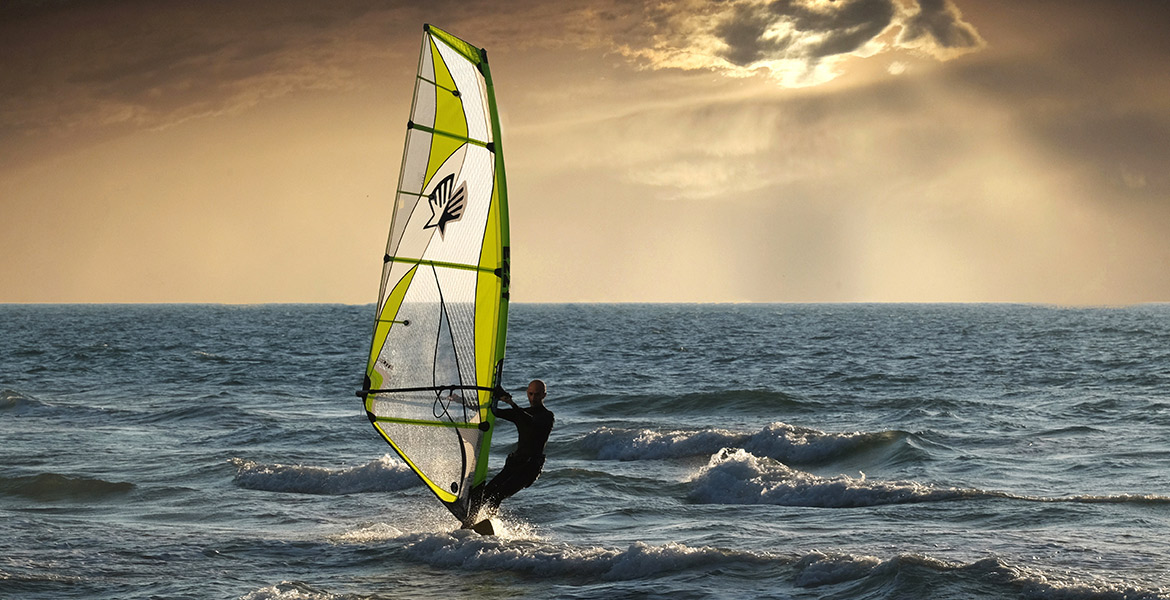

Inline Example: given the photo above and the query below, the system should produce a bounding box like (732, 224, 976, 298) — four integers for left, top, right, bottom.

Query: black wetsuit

(479, 403, 554, 510)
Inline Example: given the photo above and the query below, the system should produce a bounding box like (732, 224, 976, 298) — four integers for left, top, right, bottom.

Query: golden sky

(2, 0, 1168, 303)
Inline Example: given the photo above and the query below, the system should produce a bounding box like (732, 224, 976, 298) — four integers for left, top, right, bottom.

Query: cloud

(611, 0, 984, 86)
(0, 0, 404, 140)
(898, 0, 985, 57)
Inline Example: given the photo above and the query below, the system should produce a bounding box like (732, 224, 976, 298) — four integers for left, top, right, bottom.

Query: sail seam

(408, 122, 489, 148)
(384, 255, 499, 275)
(373, 416, 480, 429)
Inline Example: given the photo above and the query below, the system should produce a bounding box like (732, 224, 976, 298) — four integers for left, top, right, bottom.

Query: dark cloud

(774, 0, 897, 57)
(714, 3, 781, 66)
(713, 0, 898, 66)
(899, 0, 983, 51)
(711, 0, 985, 66)
(0, 0, 408, 139)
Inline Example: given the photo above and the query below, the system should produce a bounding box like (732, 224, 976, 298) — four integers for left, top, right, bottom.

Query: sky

(2, 0, 1169, 304)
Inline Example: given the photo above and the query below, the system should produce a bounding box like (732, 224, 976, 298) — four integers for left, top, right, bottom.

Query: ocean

(2, 303, 1168, 599)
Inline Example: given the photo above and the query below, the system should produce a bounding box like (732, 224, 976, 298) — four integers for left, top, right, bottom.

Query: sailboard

(359, 24, 510, 528)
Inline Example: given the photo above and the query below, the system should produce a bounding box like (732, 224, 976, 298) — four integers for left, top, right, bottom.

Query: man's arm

(492, 389, 530, 424)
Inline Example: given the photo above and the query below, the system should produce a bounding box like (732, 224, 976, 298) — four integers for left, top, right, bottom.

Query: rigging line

(383, 255, 501, 276)
(416, 75, 461, 97)
(430, 263, 462, 424)
(407, 122, 490, 149)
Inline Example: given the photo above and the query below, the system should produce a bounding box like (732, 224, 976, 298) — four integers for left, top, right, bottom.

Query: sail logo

(424, 174, 466, 237)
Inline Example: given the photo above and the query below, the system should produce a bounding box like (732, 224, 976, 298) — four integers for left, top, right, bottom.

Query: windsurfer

(471, 379, 554, 519)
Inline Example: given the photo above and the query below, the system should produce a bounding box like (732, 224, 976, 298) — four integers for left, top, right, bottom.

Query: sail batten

(362, 24, 509, 526)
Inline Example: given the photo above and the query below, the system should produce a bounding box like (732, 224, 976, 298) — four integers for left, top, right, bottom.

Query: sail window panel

(418, 32, 435, 87)
(386, 189, 426, 260)
(387, 129, 433, 258)
(433, 40, 490, 143)
(412, 78, 437, 129)
(398, 128, 431, 197)
(378, 277, 443, 390)
(371, 390, 450, 427)
(431, 268, 479, 396)
(368, 263, 418, 385)
(380, 421, 466, 496)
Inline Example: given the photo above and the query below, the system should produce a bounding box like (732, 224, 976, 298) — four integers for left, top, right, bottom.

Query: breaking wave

(580, 422, 907, 464)
(688, 449, 1170, 509)
(334, 529, 1169, 598)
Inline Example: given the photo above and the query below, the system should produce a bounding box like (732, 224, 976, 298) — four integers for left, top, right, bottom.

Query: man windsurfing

(469, 379, 554, 523)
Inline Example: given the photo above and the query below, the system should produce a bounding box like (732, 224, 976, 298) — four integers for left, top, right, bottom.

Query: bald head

(526, 379, 547, 407)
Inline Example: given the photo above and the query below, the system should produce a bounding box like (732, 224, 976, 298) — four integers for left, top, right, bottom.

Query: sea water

(1, 303, 1168, 599)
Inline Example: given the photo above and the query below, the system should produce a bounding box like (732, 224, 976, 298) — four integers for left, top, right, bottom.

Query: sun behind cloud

(608, 0, 984, 87)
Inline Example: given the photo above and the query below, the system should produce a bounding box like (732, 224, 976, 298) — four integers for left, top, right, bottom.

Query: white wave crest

(581, 426, 746, 460)
(239, 581, 341, 600)
(581, 422, 884, 463)
(688, 448, 971, 507)
(230, 455, 419, 495)
(400, 533, 776, 581)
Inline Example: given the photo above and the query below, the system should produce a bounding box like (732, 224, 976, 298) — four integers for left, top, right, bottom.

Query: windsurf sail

(359, 24, 510, 526)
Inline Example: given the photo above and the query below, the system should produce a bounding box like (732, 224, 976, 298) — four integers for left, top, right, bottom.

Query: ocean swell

(230, 455, 419, 495)
(0, 472, 135, 501)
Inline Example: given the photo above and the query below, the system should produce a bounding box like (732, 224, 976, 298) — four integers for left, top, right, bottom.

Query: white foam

(396, 533, 777, 580)
(743, 423, 890, 464)
(230, 454, 419, 495)
(239, 581, 341, 600)
(688, 448, 971, 507)
(580, 422, 887, 463)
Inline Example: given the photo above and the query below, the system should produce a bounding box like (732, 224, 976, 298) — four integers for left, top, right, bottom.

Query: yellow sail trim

(373, 422, 458, 503)
(474, 180, 502, 421)
(427, 25, 482, 66)
(425, 37, 468, 187)
(366, 265, 419, 391)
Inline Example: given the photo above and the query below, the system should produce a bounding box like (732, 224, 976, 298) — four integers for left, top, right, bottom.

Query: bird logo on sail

(424, 174, 466, 237)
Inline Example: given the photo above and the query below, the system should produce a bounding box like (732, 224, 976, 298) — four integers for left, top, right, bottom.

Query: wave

(0, 389, 49, 411)
(0, 472, 135, 501)
(334, 528, 1169, 598)
(397, 534, 778, 581)
(688, 448, 971, 507)
(793, 551, 1169, 599)
(687, 449, 1170, 509)
(579, 422, 909, 465)
(230, 455, 419, 495)
(575, 389, 813, 417)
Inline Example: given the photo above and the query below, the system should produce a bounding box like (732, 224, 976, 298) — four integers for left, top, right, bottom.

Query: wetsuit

(479, 403, 554, 511)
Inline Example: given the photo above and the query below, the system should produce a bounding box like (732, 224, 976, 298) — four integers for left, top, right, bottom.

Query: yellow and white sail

(361, 24, 509, 526)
